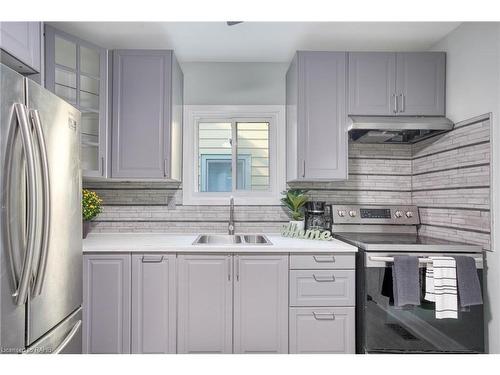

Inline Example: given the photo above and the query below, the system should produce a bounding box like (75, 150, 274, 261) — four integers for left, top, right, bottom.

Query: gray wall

(430, 22, 500, 353)
(181, 62, 287, 105)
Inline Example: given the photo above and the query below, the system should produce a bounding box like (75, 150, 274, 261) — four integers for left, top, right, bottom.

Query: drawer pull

(313, 274, 336, 282)
(313, 255, 335, 263)
(313, 312, 335, 320)
(142, 255, 164, 263)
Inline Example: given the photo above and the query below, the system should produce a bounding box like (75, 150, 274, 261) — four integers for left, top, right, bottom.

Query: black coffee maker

(305, 201, 331, 231)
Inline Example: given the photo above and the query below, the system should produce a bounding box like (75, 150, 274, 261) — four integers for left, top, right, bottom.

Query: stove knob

(406, 211, 414, 218)
(337, 210, 346, 217)
(349, 210, 357, 217)
(394, 210, 404, 218)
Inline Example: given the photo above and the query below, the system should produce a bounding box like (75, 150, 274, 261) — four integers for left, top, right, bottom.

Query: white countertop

(82, 233, 358, 253)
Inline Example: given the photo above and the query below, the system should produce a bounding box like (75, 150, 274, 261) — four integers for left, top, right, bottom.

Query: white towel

(424, 256, 458, 319)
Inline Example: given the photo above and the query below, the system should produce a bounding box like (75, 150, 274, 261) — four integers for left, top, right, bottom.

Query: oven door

(359, 251, 484, 354)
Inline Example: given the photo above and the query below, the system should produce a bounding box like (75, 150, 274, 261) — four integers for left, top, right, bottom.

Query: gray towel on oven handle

(392, 255, 421, 307)
(453, 255, 483, 307)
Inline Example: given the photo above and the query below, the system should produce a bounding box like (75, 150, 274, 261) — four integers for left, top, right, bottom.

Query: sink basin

(242, 235, 271, 244)
(193, 235, 243, 244)
(193, 234, 272, 245)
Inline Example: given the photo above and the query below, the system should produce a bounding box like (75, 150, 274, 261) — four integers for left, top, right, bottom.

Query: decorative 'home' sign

(281, 223, 333, 241)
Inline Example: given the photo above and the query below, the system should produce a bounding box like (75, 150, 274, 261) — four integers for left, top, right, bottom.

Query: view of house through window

(198, 121, 270, 192)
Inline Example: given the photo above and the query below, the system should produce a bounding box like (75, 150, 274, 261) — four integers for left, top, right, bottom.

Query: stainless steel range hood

(348, 116, 454, 144)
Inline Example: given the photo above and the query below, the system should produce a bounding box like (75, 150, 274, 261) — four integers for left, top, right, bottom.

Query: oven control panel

(331, 205, 420, 225)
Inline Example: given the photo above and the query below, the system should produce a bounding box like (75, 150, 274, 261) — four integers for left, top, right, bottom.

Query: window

(198, 121, 270, 192)
(183, 106, 285, 205)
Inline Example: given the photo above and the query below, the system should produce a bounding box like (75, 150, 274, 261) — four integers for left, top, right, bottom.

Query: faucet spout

(228, 197, 235, 235)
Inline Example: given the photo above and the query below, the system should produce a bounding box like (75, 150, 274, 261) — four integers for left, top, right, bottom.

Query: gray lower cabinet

(83, 254, 131, 354)
(0, 22, 41, 74)
(83, 251, 354, 354)
(289, 307, 355, 354)
(177, 254, 233, 353)
(112, 49, 183, 180)
(289, 269, 355, 307)
(286, 51, 348, 181)
(233, 255, 288, 353)
(131, 254, 176, 354)
(289, 253, 356, 354)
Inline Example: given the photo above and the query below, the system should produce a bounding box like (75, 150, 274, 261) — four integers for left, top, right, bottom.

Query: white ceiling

(48, 22, 460, 62)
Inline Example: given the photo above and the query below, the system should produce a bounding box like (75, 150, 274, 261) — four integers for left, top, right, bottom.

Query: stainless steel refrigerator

(1, 63, 82, 354)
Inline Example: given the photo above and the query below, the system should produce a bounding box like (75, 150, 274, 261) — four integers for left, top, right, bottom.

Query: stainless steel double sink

(193, 234, 272, 245)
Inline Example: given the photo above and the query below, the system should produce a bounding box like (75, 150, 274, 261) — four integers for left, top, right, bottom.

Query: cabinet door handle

(313, 255, 335, 263)
(142, 255, 164, 263)
(101, 156, 104, 176)
(227, 255, 231, 281)
(392, 93, 398, 113)
(313, 312, 335, 320)
(302, 160, 306, 178)
(399, 94, 405, 113)
(312, 274, 336, 282)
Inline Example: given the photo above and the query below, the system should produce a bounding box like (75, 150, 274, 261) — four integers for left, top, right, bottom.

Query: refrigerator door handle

(5, 103, 39, 305)
(52, 320, 82, 354)
(29, 109, 51, 296)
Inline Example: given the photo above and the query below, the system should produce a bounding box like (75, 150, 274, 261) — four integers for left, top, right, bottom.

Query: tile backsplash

(412, 114, 491, 249)
(84, 113, 491, 249)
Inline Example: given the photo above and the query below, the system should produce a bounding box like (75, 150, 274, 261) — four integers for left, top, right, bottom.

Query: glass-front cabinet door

(45, 25, 108, 178)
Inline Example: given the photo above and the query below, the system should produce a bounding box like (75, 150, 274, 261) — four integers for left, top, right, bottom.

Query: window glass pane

(80, 75, 99, 95)
(198, 122, 232, 192)
(80, 91, 99, 111)
(80, 46, 100, 76)
(54, 84, 76, 105)
(236, 122, 270, 191)
(55, 36, 76, 69)
(81, 143, 99, 171)
(81, 112, 99, 136)
(55, 68, 76, 88)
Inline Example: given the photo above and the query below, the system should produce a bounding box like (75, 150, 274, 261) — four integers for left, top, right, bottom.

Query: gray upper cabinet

(131, 254, 176, 354)
(112, 50, 183, 180)
(286, 51, 348, 181)
(83, 254, 131, 354)
(44, 25, 109, 178)
(177, 254, 233, 353)
(0, 22, 41, 74)
(348, 52, 396, 115)
(348, 51, 445, 116)
(396, 52, 446, 116)
(233, 255, 288, 354)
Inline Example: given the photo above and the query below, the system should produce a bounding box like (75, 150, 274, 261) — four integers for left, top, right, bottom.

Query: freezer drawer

(25, 307, 82, 354)
(289, 270, 355, 306)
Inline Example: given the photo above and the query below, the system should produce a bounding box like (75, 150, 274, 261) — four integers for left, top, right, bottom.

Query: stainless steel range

(331, 204, 484, 354)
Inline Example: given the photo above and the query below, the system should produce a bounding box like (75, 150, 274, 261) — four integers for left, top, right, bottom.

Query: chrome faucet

(228, 196, 235, 235)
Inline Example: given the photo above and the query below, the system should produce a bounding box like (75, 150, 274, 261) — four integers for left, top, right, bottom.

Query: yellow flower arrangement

(82, 189, 103, 221)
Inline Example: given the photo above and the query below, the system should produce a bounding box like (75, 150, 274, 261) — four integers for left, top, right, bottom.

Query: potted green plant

(82, 189, 102, 239)
(281, 188, 309, 231)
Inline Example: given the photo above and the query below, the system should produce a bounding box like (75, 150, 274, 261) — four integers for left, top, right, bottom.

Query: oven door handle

(366, 254, 484, 269)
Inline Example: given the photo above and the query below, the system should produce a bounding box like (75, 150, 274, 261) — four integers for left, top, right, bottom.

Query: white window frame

(183, 105, 286, 205)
